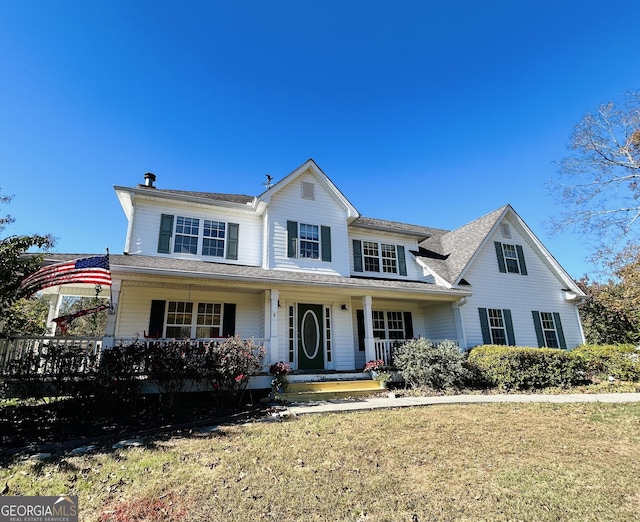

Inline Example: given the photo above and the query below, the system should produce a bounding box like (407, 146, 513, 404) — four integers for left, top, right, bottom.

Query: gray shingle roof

(418, 205, 509, 284)
(40, 254, 469, 297)
(152, 188, 254, 205)
(350, 217, 441, 239)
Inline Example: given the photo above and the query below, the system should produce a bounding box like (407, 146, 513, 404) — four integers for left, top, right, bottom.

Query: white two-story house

(39, 159, 586, 373)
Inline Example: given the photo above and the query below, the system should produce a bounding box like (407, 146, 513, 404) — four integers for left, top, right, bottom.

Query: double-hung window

(363, 242, 380, 272)
(478, 308, 515, 346)
(174, 217, 200, 254)
(494, 241, 528, 275)
(299, 223, 319, 259)
(287, 221, 332, 261)
(203, 220, 225, 257)
(532, 311, 566, 349)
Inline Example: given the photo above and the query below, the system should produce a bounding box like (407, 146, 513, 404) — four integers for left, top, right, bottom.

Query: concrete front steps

(276, 372, 385, 402)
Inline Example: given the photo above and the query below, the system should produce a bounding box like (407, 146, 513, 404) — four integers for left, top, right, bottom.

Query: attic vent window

(301, 182, 315, 200)
(501, 223, 511, 238)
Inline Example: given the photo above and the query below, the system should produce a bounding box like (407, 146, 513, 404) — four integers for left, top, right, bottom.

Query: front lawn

(2, 402, 639, 521)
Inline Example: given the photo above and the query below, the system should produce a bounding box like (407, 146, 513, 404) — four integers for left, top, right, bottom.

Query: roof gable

(257, 159, 360, 219)
(418, 204, 583, 295)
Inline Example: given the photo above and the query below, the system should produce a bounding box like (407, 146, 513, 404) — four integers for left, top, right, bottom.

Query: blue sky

(1, 0, 639, 279)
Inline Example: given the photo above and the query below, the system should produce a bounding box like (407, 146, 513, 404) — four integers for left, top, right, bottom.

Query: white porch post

(103, 280, 122, 348)
(269, 289, 279, 364)
(362, 295, 376, 362)
(46, 291, 63, 336)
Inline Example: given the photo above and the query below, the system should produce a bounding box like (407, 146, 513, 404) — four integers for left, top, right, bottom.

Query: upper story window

(299, 223, 319, 259)
(157, 214, 239, 260)
(287, 221, 331, 262)
(174, 217, 200, 254)
(353, 239, 407, 276)
(203, 220, 226, 257)
(494, 241, 528, 275)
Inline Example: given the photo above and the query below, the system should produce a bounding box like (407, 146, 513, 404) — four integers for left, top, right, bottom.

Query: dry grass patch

(2, 402, 640, 521)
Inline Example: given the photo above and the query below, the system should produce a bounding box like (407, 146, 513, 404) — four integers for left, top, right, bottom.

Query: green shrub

(393, 339, 470, 390)
(467, 345, 587, 391)
(570, 344, 640, 382)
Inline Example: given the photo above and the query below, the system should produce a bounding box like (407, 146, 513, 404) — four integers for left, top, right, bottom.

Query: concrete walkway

(285, 392, 640, 415)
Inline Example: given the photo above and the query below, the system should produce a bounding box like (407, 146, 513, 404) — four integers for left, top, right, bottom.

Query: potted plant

(269, 361, 292, 395)
(363, 359, 391, 386)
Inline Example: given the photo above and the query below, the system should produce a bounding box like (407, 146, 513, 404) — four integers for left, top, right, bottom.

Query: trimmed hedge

(467, 345, 587, 391)
(569, 344, 640, 382)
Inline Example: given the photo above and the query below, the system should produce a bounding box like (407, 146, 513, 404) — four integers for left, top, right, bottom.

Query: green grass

(2, 402, 640, 521)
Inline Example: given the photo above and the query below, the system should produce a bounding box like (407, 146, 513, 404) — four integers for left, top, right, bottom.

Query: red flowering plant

(363, 359, 392, 385)
(363, 359, 386, 372)
(269, 361, 292, 392)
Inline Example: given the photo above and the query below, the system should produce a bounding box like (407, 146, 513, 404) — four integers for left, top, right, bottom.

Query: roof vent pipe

(143, 172, 156, 188)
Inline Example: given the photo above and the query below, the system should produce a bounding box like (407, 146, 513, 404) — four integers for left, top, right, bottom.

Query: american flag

(20, 255, 112, 296)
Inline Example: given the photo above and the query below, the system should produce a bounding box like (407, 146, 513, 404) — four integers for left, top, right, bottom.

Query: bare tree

(550, 91, 640, 253)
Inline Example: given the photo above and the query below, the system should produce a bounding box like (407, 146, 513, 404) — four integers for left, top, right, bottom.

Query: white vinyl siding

(126, 200, 262, 265)
(114, 283, 264, 339)
(349, 231, 420, 280)
(267, 171, 350, 275)
(460, 218, 583, 349)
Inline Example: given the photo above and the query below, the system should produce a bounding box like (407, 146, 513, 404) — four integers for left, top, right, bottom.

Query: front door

(298, 304, 324, 370)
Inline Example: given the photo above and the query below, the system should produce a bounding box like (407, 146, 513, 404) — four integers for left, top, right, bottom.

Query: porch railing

(374, 338, 456, 367)
(0, 336, 268, 376)
(0, 336, 104, 376)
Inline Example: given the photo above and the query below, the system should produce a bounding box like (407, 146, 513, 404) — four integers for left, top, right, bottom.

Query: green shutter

(158, 214, 174, 253)
(503, 309, 516, 346)
(287, 221, 297, 258)
(226, 223, 239, 260)
(397, 245, 407, 276)
(494, 242, 506, 273)
(553, 312, 567, 349)
(321, 226, 332, 262)
(148, 300, 166, 338)
(478, 308, 491, 344)
(353, 240, 363, 272)
(223, 303, 236, 337)
(403, 311, 413, 339)
(356, 309, 365, 351)
(532, 311, 544, 347)
(516, 245, 528, 275)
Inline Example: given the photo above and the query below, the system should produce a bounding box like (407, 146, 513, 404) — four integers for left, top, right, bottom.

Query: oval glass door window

(301, 310, 320, 359)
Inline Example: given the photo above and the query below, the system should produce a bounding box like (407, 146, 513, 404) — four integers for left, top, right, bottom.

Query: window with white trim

(540, 312, 560, 348)
(363, 241, 380, 272)
(502, 244, 520, 274)
(487, 308, 507, 345)
(166, 301, 222, 338)
(174, 217, 200, 254)
(202, 220, 225, 257)
(158, 214, 238, 259)
(373, 310, 406, 340)
(299, 223, 319, 259)
(364, 242, 398, 273)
